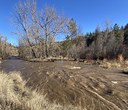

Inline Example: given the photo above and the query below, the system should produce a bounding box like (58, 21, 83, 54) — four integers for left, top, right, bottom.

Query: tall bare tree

(14, 0, 38, 58)
(14, 0, 68, 58)
(32, 6, 67, 57)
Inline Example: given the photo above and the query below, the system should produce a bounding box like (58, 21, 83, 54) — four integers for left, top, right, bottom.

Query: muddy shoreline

(1, 57, 128, 109)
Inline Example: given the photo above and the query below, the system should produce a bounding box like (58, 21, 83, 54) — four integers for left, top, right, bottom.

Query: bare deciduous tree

(32, 6, 68, 57)
(15, 0, 37, 58)
(15, 0, 68, 58)
(0, 35, 17, 59)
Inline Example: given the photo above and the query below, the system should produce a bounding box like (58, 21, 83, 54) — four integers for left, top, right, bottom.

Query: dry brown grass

(26, 57, 70, 62)
(99, 61, 121, 69)
(0, 71, 86, 110)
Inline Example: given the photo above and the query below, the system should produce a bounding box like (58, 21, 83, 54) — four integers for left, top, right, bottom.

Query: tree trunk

(27, 38, 36, 58)
(44, 36, 48, 58)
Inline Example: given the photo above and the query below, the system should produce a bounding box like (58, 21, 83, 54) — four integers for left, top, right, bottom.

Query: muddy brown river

(1, 57, 128, 110)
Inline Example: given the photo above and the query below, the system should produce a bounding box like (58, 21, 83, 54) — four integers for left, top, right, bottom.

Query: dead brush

(99, 60, 121, 69)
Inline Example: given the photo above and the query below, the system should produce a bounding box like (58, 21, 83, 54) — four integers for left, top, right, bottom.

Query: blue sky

(0, 0, 128, 45)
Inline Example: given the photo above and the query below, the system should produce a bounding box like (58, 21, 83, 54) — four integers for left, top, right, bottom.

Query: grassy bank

(0, 71, 85, 110)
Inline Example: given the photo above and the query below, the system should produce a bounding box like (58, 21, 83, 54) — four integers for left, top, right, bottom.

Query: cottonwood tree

(14, 0, 38, 58)
(32, 6, 68, 58)
(14, 0, 68, 58)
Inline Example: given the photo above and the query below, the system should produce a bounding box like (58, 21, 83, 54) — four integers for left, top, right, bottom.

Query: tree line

(15, 0, 128, 61)
(0, 35, 18, 59)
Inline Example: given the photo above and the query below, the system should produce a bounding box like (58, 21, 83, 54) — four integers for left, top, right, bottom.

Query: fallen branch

(83, 84, 121, 110)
